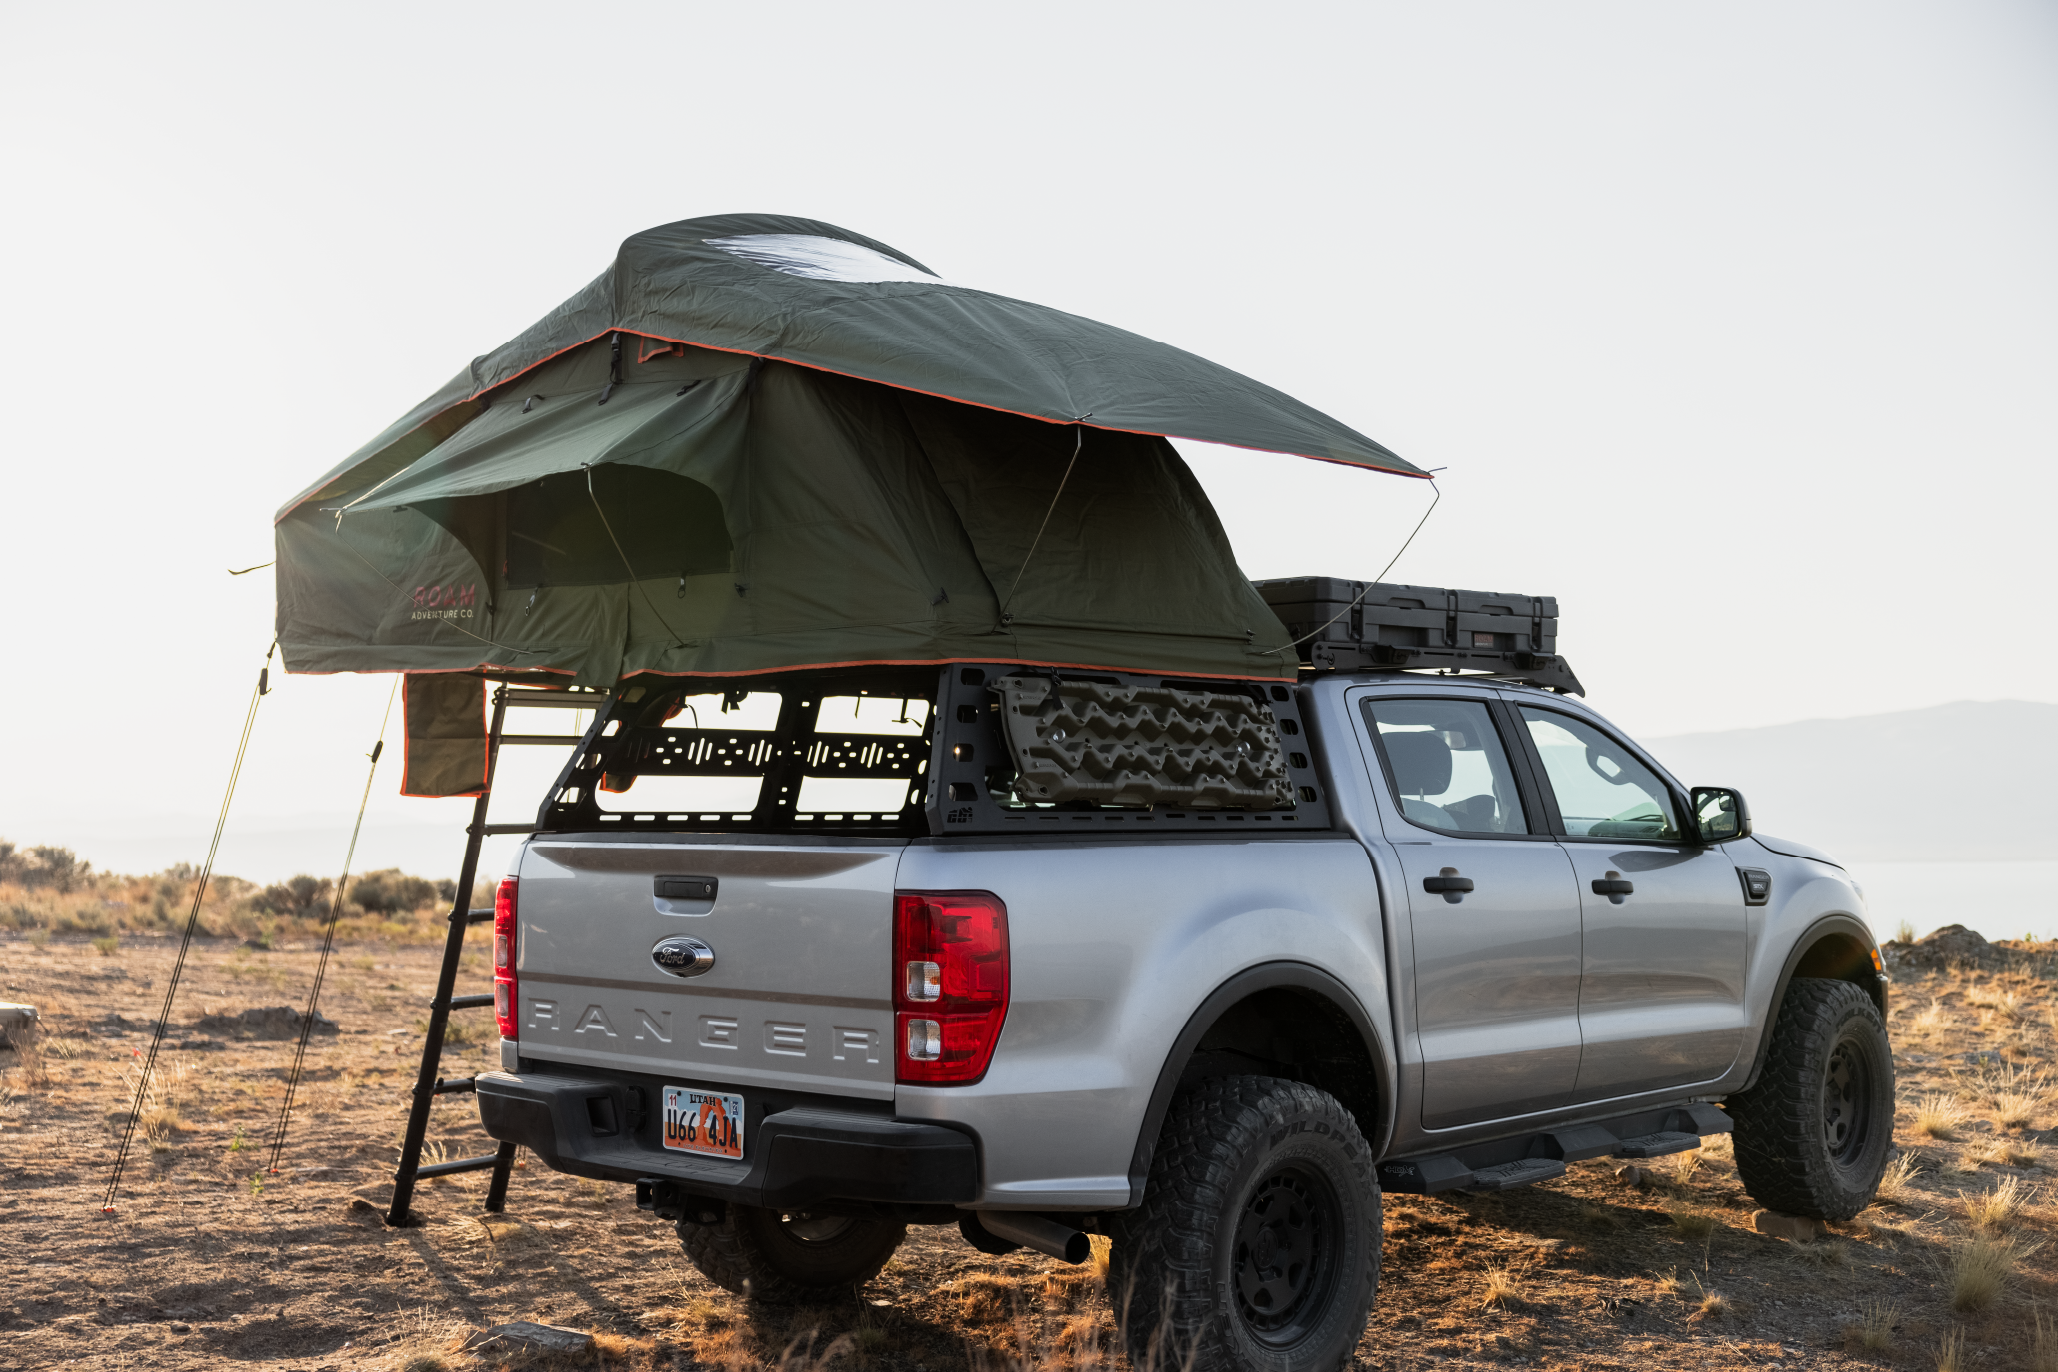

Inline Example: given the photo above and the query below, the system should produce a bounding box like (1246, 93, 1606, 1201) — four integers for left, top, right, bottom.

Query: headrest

(1384, 730, 1452, 797)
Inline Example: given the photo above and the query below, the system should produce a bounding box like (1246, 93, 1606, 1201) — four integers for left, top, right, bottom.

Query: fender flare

(1122, 960, 1393, 1208)
(1738, 912, 1883, 1094)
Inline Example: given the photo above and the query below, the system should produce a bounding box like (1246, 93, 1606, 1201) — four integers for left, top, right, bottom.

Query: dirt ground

(4, 929, 2057, 1372)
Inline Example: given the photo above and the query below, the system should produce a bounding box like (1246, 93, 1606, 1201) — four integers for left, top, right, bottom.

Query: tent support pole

(388, 682, 508, 1227)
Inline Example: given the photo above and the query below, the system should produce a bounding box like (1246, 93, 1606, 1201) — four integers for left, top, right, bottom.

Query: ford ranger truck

(472, 664, 1891, 1372)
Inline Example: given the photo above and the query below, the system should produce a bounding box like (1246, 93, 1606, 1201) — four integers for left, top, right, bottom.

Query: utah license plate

(661, 1085, 745, 1160)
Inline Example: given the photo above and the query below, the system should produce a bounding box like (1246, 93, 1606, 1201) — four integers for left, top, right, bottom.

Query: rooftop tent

(275, 214, 1426, 687)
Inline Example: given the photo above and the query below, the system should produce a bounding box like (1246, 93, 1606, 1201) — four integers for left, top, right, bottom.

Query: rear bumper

(474, 1070, 979, 1210)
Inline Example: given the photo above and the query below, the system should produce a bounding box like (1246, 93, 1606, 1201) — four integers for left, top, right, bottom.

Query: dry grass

(1666, 1202, 1717, 1238)
(1936, 1325, 1967, 1372)
(955, 1272, 1023, 1324)
(1963, 1139, 2016, 1170)
(1916, 1091, 1972, 1140)
(1876, 1153, 1923, 1205)
(1964, 1175, 2035, 1233)
(1685, 1275, 1729, 1323)
(1853, 1298, 1899, 1353)
(1970, 986, 2028, 1022)
(1480, 1264, 1525, 1308)
(2, 1021, 52, 1088)
(1911, 999, 1949, 1034)
(114, 1057, 193, 1150)
(2035, 1308, 2058, 1372)
(1661, 1148, 1702, 1185)
(1948, 1235, 2029, 1311)
(1797, 1237, 1851, 1267)
(1991, 1078, 2051, 1130)
(417, 1013, 492, 1048)
(15, 931, 2058, 1372)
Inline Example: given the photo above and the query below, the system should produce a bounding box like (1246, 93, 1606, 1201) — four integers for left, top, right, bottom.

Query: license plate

(661, 1085, 745, 1160)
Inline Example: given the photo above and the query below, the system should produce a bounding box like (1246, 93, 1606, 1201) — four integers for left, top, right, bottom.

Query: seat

(1384, 730, 1453, 799)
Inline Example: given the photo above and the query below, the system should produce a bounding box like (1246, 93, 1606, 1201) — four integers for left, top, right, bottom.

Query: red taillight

(893, 890, 1008, 1084)
(493, 877, 519, 1041)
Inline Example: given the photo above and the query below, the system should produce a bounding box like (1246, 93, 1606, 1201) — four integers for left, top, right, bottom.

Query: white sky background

(0, 2, 2052, 881)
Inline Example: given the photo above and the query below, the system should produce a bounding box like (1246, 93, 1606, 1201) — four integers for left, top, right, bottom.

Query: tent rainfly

(274, 214, 1425, 692)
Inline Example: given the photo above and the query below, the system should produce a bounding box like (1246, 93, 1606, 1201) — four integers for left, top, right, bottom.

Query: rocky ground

(3, 925, 2056, 1371)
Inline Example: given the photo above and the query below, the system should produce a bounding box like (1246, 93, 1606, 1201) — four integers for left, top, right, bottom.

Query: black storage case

(1254, 578, 1582, 694)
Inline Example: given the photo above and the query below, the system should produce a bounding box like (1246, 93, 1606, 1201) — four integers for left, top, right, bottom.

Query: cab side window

(1364, 699, 1529, 835)
(1517, 707, 1679, 841)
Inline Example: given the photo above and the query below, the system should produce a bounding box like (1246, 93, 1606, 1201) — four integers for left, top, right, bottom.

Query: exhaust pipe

(971, 1210, 1091, 1264)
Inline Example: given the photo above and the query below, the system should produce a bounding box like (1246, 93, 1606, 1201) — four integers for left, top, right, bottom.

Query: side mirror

(1690, 787, 1752, 844)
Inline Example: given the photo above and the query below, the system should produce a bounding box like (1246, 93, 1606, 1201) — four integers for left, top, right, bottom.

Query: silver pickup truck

(473, 663, 1892, 1372)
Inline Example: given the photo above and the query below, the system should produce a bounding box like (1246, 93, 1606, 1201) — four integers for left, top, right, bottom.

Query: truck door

(1512, 705, 1748, 1101)
(1360, 696, 1586, 1130)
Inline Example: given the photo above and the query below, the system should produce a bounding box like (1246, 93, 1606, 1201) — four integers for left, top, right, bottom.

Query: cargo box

(1253, 578, 1582, 694)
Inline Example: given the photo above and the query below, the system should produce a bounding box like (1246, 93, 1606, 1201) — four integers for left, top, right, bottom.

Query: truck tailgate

(513, 837, 901, 1099)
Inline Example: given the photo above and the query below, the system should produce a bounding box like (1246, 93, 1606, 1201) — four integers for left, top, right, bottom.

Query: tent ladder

(383, 682, 606, 1226)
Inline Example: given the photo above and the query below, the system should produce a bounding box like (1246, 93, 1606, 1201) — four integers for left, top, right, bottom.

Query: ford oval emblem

(652, 935, 716, 978)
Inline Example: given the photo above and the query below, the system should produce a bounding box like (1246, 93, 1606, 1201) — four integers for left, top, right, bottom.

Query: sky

(1, 1, 2053, 882)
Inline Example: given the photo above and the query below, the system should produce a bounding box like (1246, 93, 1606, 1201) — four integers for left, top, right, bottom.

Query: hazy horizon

(7, 697, 2047, 891)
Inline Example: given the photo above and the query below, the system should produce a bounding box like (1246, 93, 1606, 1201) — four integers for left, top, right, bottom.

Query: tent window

(504, 466, 731, 588)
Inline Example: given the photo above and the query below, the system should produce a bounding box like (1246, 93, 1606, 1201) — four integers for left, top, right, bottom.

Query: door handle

(1422, 867, 1474, 904)
(1592, 871, 1633, 904)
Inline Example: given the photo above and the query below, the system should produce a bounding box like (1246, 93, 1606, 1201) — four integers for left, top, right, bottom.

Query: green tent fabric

(275, 216, 1424, 687)
(400, 674, 489, 797)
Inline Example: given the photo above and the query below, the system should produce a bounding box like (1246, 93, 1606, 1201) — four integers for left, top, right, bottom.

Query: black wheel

(677, 1204, 906, 1303)
(1729, 976, 1895, 1220)
(1108, 1076, 1379, 1372)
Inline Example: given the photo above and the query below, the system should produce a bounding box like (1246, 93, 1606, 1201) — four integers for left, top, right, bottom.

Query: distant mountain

(1642, 700, 2058, 864)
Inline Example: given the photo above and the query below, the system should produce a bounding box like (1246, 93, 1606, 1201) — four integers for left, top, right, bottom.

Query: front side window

(1363, 699, 1528, 835)
(1518, 707, 1680, 841)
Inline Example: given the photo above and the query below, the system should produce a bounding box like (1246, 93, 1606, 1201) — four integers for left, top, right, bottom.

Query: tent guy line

(266, 677, 399, 1175)
(102, 642, 276, 1213)
(996, 416, 1090, 630)
(1268, 479, 1444, 661)
(584, 460, 691, 651)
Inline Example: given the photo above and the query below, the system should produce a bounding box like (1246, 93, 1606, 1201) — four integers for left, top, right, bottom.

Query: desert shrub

(350, 869, 441, 916)
(251, 874, 333, 918)
(0, 841, 92, 892)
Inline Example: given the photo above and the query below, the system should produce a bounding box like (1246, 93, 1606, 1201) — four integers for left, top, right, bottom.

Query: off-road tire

(1729, 976, 1895, 1220)
(1108, 1076, 1380, 1372)
(677, 1205, 906, 1304)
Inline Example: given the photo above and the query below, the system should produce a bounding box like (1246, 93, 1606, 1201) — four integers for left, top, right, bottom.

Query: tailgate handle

(655, 875, 718, 901)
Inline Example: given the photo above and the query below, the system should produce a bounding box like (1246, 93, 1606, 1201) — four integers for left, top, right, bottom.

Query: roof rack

(1253, 577, 1585, 695)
